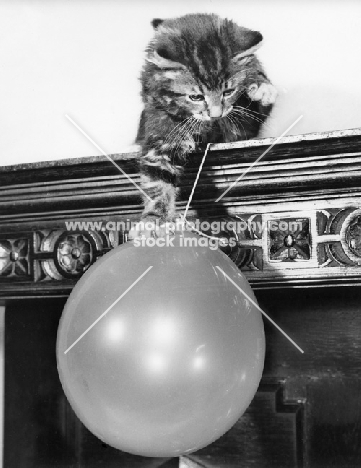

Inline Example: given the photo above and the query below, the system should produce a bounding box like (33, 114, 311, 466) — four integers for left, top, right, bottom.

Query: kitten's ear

(232, 29, 263, 64)
(146, 48, 186, 70)
(152, 18, 164, 30)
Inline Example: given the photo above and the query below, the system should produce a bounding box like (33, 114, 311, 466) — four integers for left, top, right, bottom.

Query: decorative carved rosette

(269, 218, 310, 262)
(0, 238, 29, 278)
(340, 208, 361, 265)
(327, 208, 361, 266)
(38, 229, 111, 280)
(55, 233, 93, 278)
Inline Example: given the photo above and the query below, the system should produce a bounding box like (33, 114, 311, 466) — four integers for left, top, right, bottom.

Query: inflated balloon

(57, 231, 265, 458)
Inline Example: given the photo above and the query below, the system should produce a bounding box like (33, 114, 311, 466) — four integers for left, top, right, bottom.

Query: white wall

(1, 0, 361, 167)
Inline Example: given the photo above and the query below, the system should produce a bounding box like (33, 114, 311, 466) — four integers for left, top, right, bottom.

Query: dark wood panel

(256, 287, 361, 467)
(4, 299, 178, 468)
(307, 378, 361, 468)
(190, 382, 303, 468)
(4, 299, 71, 468)
(256, 287, 361, 389)
(4, 288, 361, 467)
(3, 299, 303, 468)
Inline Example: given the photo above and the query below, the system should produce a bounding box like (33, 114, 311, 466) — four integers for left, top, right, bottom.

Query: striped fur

(136, 13, 276, 222)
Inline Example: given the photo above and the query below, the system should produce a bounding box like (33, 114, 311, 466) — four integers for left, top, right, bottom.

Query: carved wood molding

(1, 127, 361, 296)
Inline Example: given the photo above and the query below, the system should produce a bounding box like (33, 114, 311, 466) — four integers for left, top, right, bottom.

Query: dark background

(4, 287, 361, 467)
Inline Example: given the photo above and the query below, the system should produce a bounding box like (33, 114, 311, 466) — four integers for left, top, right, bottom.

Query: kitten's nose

(209, 106, 223, 118)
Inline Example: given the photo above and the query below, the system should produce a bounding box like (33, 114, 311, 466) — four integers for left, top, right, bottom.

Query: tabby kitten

(136, 13, 277, 226)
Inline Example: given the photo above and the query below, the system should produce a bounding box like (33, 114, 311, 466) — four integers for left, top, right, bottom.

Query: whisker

(233, 105, 270, 118)
(183, 116, 199, 152)
(231, 108, 273, 131)
(238, 110, 272, 129)
(191, 118, 202, 146)
(167, 121, 192, 162)
(189, 117, 201, 144)
(229, 111, 247, 139)
(229, 114, 247, 139)
(177, 117, 199, 158)
(232, 112, 269, 132)
(228, 116, 242, 140)
(164, 117, 190, 147)
(232, 106, 268, 122)
(225, 114, 239, 138)
(169, 117, 193, 147)
(171, 117, 195, 159)
(232, 108, 265, 125)
(193, 120, 201, 145)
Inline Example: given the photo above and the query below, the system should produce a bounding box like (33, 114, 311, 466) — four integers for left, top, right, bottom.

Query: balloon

(57, 231, 265, 458)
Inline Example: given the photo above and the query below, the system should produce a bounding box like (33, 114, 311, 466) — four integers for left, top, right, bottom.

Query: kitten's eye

(223, 89, 235, 97)
(189, 94, 205, 101)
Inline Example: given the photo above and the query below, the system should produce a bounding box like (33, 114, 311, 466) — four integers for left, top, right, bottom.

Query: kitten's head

(143, 13, 262, 121)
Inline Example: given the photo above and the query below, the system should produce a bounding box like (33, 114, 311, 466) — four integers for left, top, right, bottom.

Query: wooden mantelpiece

(1, 127, 361, 297)
(2, 128, 361, 468)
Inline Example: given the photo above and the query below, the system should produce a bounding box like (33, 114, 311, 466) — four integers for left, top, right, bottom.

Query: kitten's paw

(247, 83, 278, 106)
(128, 219, 176, 241)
